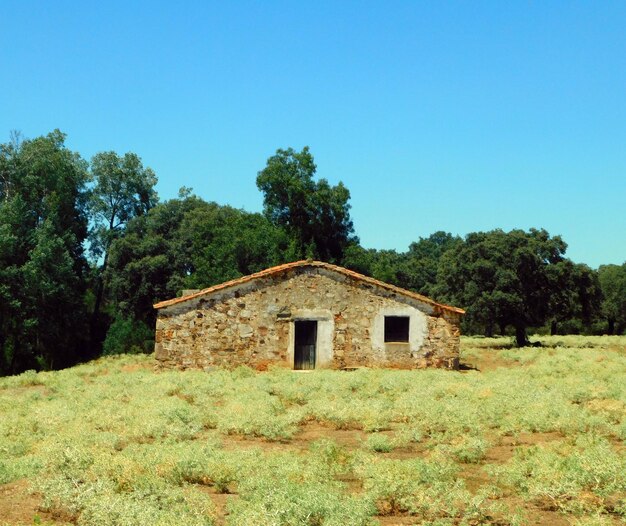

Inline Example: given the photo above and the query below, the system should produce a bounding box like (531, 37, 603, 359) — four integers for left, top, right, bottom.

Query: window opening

(384, 316, 409, 342)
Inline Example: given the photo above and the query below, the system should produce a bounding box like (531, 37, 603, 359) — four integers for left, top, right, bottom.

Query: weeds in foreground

(0, 336, 624, 525)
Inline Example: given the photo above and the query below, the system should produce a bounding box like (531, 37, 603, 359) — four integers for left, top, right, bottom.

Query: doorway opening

(294, 320, 317, 370)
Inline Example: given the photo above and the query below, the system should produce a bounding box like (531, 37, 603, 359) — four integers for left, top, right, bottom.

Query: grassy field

(1, 336, 625, 526)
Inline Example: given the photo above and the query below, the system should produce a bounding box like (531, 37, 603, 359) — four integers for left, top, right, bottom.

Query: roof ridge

(153, 260, 465, 314)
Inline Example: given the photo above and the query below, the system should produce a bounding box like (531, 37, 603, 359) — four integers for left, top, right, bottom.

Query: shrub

(215, 390, 302, 440)
(75, 486, 215, 526)
(490, 436, 626, 514)
(449, 436, 489, 464)
(227, 477, 375, 526)
(366, 433, 394, 453)
(103, 317, 154, 355)
(170, 448, 236, 493)
(357, 454, 468, 519)
(308, 439, 353, 476)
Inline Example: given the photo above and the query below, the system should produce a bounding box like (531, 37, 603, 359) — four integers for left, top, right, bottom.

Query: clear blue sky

(2, 1, 625, 268)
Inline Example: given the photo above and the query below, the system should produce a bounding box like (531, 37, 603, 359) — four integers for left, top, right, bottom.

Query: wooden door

(294, 320, 317, 370)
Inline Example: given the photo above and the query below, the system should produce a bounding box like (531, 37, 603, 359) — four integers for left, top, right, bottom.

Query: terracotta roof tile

(153, 260, 465, 314)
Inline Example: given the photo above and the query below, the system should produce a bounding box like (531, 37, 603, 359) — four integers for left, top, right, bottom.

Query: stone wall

(154, 267, 461, 371)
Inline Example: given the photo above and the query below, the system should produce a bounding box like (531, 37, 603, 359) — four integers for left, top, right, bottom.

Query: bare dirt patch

(484, 431, 563, 464)
(220, 421, 368, 453)
(0, 479, 57, 525)
(195, 485, 238, 526)
(294, 421, 368, 448)
(120, 362, 153, 373)
(460, 350, 517, 372)
(375, 516, 420, 525)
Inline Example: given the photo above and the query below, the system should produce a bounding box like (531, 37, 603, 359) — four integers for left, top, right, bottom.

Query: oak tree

(256, 147, 356, 263)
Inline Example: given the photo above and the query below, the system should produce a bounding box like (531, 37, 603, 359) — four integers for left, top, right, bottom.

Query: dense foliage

(435, 229, 591, 346)
(256, 146, 356, 262)
(0, 130, 625, 374)
(104, 196, 288, 337)
(88, 150, 159, 352)
(598, 263, 626, 335)
(0, 131, 90, 374)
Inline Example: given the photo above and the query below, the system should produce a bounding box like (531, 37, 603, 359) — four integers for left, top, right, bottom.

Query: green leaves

(103, 195, 289, 343)
(256, 146, 356, 263)
(89, 151, 158, 259)
(0, 130, 89, 374)
(598, 263, 626, 334)
(436, 229, 577, 344)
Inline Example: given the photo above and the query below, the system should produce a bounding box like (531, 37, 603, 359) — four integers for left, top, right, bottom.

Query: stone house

(153, 260, 464, 371)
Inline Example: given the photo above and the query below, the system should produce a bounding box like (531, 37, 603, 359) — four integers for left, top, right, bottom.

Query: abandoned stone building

(153, 260, 464, 371)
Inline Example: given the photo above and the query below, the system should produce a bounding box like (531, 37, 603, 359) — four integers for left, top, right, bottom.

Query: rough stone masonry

(153, 261, 464, 371)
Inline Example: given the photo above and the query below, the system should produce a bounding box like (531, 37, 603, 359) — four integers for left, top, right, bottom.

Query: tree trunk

(485, 322, 493, 338)
(607, 318, 615, 335)
(515, 325, 528, 347)
(550, 320, 558, 336)
(90, 251, 109, 353)
(9, 336, 18, 376)
(499, 322, 507, 336)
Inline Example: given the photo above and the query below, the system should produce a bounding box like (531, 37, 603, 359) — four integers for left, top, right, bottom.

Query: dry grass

(0, 335, 625, 525)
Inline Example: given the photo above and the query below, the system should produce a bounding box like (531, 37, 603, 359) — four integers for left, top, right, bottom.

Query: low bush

(102, 317, 154, 355)
(228, 477, 375, 526)
(366, 433, 394, 453)
(1, 336, 624, 525)
(491, 436, 626, 515)
(356, 453, 469, 519)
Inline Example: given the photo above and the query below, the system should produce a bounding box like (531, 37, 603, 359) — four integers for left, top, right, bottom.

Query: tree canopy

(104, 193, 288, 353)
(88, 151, 159, 350)
(0, 130, 624, 374)
(0, 130, 89, 373)
(435, 229, 572, 346)
(256, 147, 356, 263)
(88, 151, 158, 260)
(598, 263, 626, 334)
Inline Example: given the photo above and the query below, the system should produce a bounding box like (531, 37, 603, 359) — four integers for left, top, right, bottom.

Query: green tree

(104, 192, 287, 351)
(598, 263, 626, 334)
(342, 245, 406, 286)
(436, 229, 571, 346)
(179, 203, 288, 288)
(256, 147, 356, 263)
(342, 232, 460, 298)
(105, 191, 206, 327)
(547, 262, 602, 335)
(0, 130, 89, 373)
(89, 151, 158, 258)
(88, 151, 158, 350)
(402, 231, 461, 296)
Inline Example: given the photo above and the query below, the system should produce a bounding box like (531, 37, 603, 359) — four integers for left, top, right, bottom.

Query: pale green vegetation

(0, 335, 625, 526)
